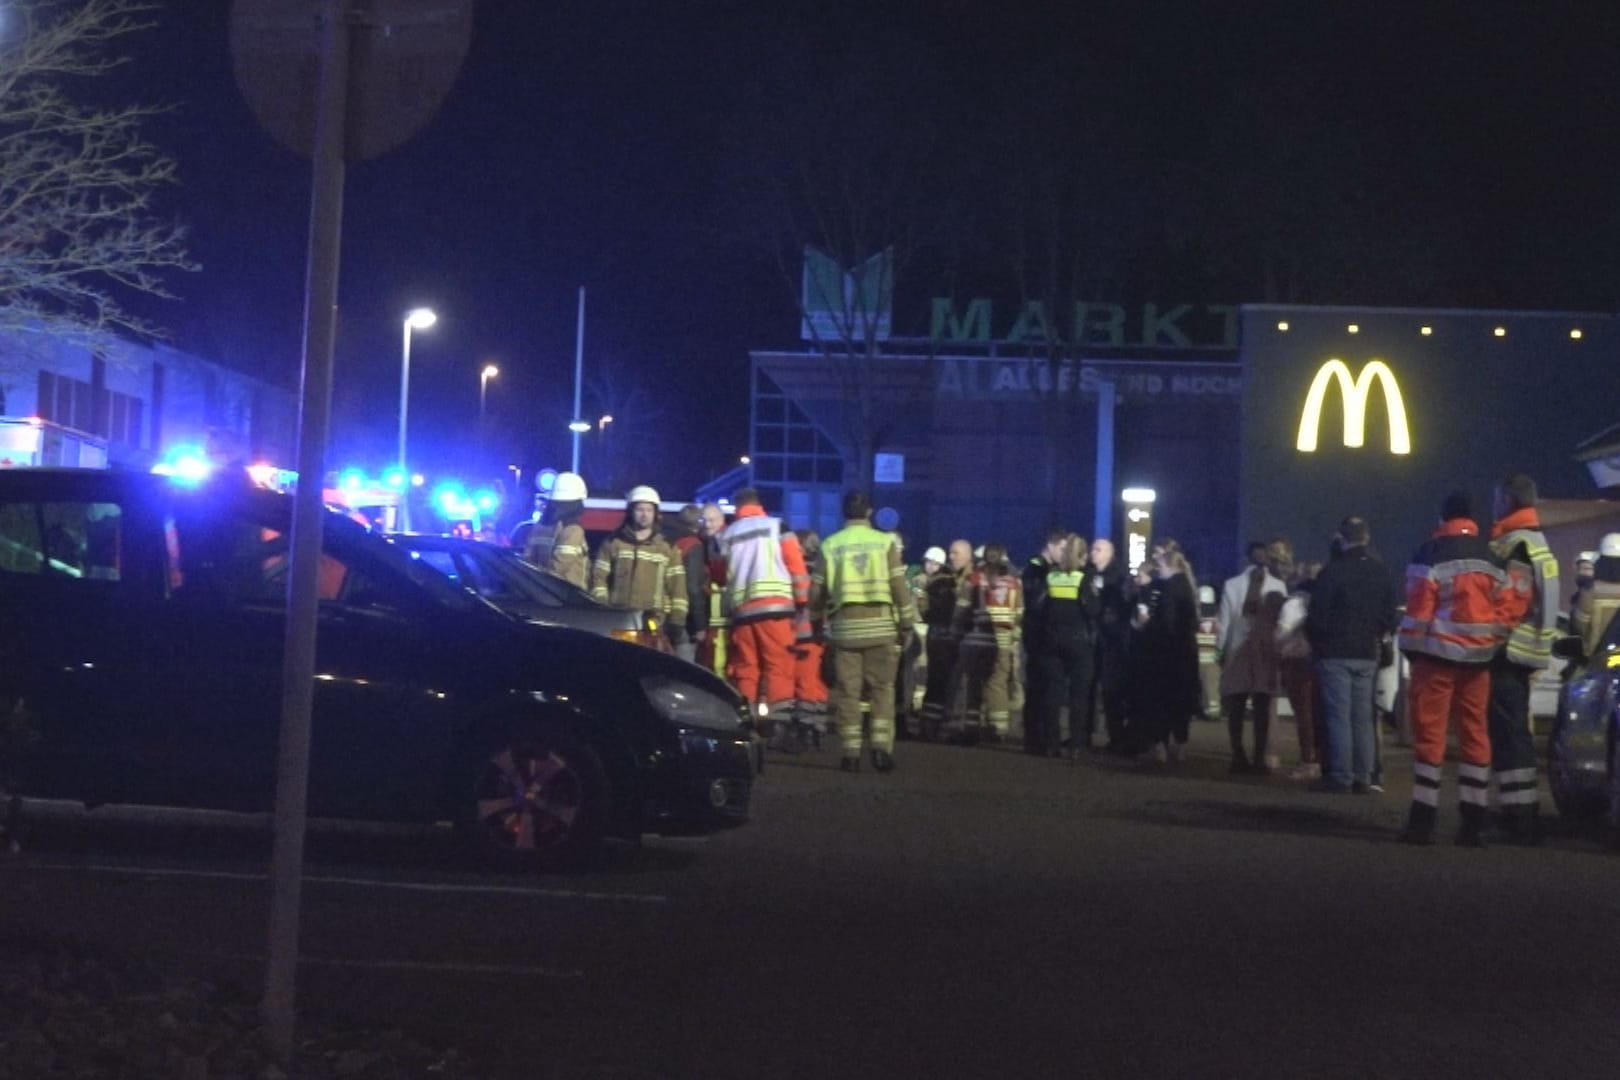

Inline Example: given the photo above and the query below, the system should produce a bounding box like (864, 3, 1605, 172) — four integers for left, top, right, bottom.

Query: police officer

(1488, 474, 1560, 843)
(809, 491, 916, 773)
(1026, 533, 1101, 758)
(918, 540, 971, 741)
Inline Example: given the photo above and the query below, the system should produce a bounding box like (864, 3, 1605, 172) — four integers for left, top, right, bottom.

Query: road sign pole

(263, 0, 350, 1060)
(571, 285, 585, 475)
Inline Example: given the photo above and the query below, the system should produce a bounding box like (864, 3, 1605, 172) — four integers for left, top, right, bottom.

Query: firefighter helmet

(923, 546, 946, 565)
(1600, 534, 1620, 559)
(551, 471, 587, 502)
(626, 485, 661, 506)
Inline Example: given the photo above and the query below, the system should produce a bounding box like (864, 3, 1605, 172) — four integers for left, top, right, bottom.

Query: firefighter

(1572, 534, 1620, 659)
(670, 505, 709, 663)
(791, 529, 830, 746)
(954, 541, 1023, 744)
(695, 503, 729, 677)
(590, 485, 688, 648)
(1487, 473, 1560, 843)
(809, 490, 916, 773)
(918, 540, 971, 740)
(522, 471, 589, 588)
(718, 488, 808, 741)
(1397, 491, 1511, 847)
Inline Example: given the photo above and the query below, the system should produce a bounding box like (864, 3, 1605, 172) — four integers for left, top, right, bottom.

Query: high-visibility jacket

(1491, 508, 1560, 670)
(1398, 518, 1509, 665)
(523, 521, 588, 589)
(719, 505, 808, 623)
(953, 568, 1024, 648)
(591, 525, 688, 621)
(810, 520, 914, 647)
(1573, 577, 1620, 659)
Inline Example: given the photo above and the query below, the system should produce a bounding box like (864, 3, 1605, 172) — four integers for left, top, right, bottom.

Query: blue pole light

(339, 468, 366, 492)
(382, 467, 407, 490)
(473, 489, 499, 514)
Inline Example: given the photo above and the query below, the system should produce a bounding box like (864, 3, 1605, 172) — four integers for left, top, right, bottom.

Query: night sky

(112, 1, 1620, 498)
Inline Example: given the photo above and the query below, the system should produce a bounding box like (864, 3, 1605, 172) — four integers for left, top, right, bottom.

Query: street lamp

(479, 363, 500, 423)
(568, 420, 591, 433)
(598, 414, 613, 431)
(399, 307, 437, 531)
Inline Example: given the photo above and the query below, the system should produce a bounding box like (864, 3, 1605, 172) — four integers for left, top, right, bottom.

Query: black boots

(870, 749, 896, 773)
(839, 755, 860, 773)
(1399, 802, 1437, 846)
(1455, 802, 1488, 848)
(1493, 807, 1543, 846)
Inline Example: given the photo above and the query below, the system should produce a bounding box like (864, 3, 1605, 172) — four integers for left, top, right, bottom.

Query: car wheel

(458, 725, 609, 872)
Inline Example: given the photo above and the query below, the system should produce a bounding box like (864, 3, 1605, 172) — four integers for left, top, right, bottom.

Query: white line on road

(4, 861, 668, 904)
(215, 953, 585, 980)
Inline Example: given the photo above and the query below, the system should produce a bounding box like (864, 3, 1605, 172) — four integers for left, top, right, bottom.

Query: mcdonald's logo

(1296, 359, 1412, 455)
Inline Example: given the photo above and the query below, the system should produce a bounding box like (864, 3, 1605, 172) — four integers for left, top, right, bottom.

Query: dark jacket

(1305, 547, 1400, 662)
(1026, 561, 1101, 649)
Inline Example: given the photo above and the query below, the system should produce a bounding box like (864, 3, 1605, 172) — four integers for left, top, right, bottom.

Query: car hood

(497, 617, 745, 710)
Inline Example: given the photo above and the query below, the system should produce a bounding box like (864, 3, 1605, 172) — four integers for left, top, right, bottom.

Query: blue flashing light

(536, 468, 558, 493)
(473, 489, 499, 513)
(383, 467, 407, 490)
(154, 443, 212, 486)
(432, 480, 467, 518)
(339, 468, 366, 492)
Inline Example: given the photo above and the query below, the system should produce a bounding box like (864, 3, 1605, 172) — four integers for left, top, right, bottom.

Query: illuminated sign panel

(1295, 359, 1411, 455)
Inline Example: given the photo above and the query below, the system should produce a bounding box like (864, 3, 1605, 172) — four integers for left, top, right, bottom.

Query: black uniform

(1025, 561, 1102, 756)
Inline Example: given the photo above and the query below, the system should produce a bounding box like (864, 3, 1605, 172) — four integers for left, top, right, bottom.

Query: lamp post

(399, 307, 437, 531)
(479, 363, 500, 423)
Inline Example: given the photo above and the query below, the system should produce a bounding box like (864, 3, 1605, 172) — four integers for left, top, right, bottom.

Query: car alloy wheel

(463, 727, 606, 871)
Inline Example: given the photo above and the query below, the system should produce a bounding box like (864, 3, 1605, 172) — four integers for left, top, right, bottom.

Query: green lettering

(1073, 303, 1126, 346)
(930, 297, 992, 342)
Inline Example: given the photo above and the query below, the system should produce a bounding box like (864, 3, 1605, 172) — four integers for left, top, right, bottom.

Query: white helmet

(1600, 533, 1620, 559)
(551, 471, 587, 502)
(626, 484, 661, 507)
(923, 546, 946, 565)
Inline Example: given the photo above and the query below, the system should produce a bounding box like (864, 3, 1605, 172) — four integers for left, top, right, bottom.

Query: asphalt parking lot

(3, 719, 1619, 1079)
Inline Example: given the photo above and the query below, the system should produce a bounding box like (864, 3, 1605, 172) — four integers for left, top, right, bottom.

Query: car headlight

(639, 674, 744, 731)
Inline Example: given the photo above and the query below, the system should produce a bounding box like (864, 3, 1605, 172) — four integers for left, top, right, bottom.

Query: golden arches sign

(1295, 359, 1412, 455)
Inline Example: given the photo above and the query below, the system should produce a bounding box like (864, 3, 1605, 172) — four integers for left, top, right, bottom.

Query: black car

(390, 533, 668, 650)
(0, 468, 751, 870)
(1548, 623, 1620, 831)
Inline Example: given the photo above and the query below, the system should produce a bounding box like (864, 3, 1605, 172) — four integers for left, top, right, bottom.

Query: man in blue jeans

(1304, 517, 1401, 793)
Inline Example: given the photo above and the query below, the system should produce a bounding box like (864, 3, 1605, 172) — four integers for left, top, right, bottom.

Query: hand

(665, 624, 685, 647)
(897, 626, 915, 650)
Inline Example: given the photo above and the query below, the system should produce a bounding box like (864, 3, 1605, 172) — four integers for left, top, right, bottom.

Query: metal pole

(479, 372, 487, 425)
(264, 0, 348, 1061)
(1093, 379, 1116, 543)
(398, 322, 412, 532)
(571, 286, 585, 475)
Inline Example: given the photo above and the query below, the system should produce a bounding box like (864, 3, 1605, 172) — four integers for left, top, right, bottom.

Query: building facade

(0, 329, 295, 470)
(745, 297, 1618, 580)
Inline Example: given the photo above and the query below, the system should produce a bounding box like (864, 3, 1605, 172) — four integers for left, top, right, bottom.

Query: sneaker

(1287, 762, 1322, 781)
(1367, 782, 1385, 794)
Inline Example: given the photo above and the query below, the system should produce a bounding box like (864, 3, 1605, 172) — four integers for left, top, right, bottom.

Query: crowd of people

(519, 468, 1620, 846)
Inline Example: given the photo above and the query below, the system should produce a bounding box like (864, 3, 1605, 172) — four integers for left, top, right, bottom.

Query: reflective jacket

(719, 505, 808, 623)
(1398, 518, 1509, 665)
(1491, 508, 1560, 670)
(524, 521, 588, 589)
(954, 568, 1024, 648)
(591, 524, 688, 621)
(809, 520, 914, 646)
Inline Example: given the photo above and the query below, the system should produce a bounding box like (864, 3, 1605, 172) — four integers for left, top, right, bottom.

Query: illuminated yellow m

(1296, 359, 1411, 455)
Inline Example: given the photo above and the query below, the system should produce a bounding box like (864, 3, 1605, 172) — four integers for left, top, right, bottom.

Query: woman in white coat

(1216, 540, 1289, 773)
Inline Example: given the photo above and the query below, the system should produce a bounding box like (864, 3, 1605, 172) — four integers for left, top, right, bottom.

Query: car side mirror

(1551, 635, 1585, 662)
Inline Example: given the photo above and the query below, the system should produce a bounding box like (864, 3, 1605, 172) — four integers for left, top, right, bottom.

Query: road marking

(216, 953, 584, 980)
(4, 861, 668, 904)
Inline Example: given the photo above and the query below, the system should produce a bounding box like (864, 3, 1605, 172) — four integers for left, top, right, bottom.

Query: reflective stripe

(1457, 763, 1490, 783)
(1495, 767, 1537, 785)
(1413, 761, 1442, 782)
(1459, 785, 1490, 807)
(1412, 786, 1440, 807)
(1498, 789, 1540, 806)
(1047, 570, 1083, 600)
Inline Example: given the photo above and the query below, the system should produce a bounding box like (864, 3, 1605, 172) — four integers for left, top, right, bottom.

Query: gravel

(0, 937, 484, 1080)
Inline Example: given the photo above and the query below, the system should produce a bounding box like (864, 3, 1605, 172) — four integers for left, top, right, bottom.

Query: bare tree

(0, 0, 194, 347)
(726, 30, 956, 489)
